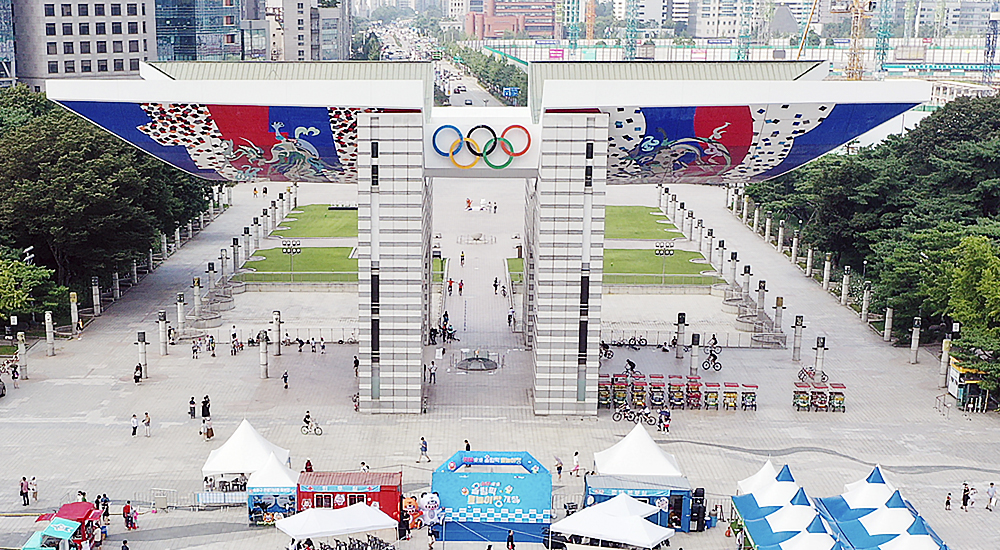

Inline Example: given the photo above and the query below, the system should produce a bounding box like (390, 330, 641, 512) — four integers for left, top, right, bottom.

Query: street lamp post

(282, 240, 302, 282)
(271, 310, 283, 356)
(654, 241, 674, 284)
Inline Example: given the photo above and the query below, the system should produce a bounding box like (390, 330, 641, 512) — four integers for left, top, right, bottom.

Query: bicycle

(339, 330, 358, 345)
(628, 336, 647, 347)
(632, 409, 657, 426)
(612, 405, 635, 422)
(701, 343, 722, 356)
(702, 357, 723, 371)
(301, 422, 323, 436)
(620, 358, 642, 377)
(798, 366, 829, 383)
(599, 341, 614, 359)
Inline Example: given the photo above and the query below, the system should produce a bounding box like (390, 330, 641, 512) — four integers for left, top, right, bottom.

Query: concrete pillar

(883, 307, 894, 342)
(253, 218, 261, 250)
(131, 259, 138, 284)
(729, 252, 739, 287)
(790, 230, 800, 265)
(270, 201, 277, 230)
(705, 230, 714, 265)
(742, 265, 752, 301)
(262, 209, 270, 236)
(675, 313, 687, 359)
(742, 196, 750, 223)
(227, 186, 233, 206)
(840, 266, 851, 305)
(219, 249, 227, 283)
(860, 281, 872, 323)
(137, 331, 148, 378)
(187, 220, 193, 239)
(206, 262, 216, 293)
(669, 195, 677, 221)
(174, 227, 181, 249)
(776, 220, 785, 252)
(148, 249, 154, 271)
(232, 237, 241, 269)
(91, 276, 102, 316)
(756, 280, 767, 317)
(822, 253, 832, 291)
(176, 292, 186, 333)
(44, 311, 55, 357)
(773, 296, 785, 333)
(792, 316, 805, 361)
(199, 211, 206, 229)
(939, 339, 951, 388)
(157, 310, 168, 356)
(112, 271, 120, 300)
(695, 220, 704, 251)
(278, 193, 285, 220)
(260, 334, 269, 379)
(814, 337, 828, 375)
(686, 212, 695, 239)
(677, 202, 685, 228)
(70, 292, 79, 336)
(909, 317, 921, 364)
(764, 212, 773, 243)
(243, 228, 251, 259)
(192, 277, 203, 318)
(293, 182, 299, 208)
(689, 333, 700, 377)
(161, 233, 168, 257)
(16, 332, 27, 380)
(752, 206, 760, 234)
(805, 248, 815, 277)
(272, 310, 283, 357)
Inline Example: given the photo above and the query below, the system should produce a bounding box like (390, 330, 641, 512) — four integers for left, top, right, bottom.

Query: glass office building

(156, 0, 242, 60)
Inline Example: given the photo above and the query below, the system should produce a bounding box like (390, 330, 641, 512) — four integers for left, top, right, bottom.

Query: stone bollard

(243, 227, 252, 258)
(860, 281, 872, 323)
(686, 211, 695, 239)
(791, 230, 800, 265)
(752, 206, 760, 234)
(253, 218, 261, 250)
(764, 212, 773, 243)
(148, 249, 154, 271)
(174, 227, 182, 248)
(814, 337, 828, 377)
(278, 193, 285, 220)
(227, 186, 233, 206)
(689, 333, 700, 377)
(270, 201, 277, 230)
(176, 292, 186, 333)
(112, 271, 121, 300)
(706, 230, 715, 266)
(805, 248, 814, 277)
(695, 220, 704, 250)
(132, 259, 139, 285)
(192, 277, 203, 318)
(909, 317, 921, 364)
(161, 233, 169, 257)
(773, 297, 785, 333)
(45, 311, 55, 357)
(742, 265, 752, 301)
(158, 310, 168, 356)
(262, 209, 270, 236)
(776, 220, 785, 253)
(206, 262, 216, 293)
(675, 313, 687, 360)
(822, 253, 832, 291)
(939, 338, 951, 388)
(91, 276, 102, 316)
(840, 266, 851, 305)
(883, 307, 894, 342)
(16, 332, 28, 379)
(728, 250, 738, 286)
(260, 333, 269, 379)
(791, 316, 805, 361)
(187, 220, 194, 238)
(756, 280, 767, 317)
(232, 237, 242, 269)
(742, 196, 750, 223)
(70, 292, 79, 336)
(136, 331, 148, 378)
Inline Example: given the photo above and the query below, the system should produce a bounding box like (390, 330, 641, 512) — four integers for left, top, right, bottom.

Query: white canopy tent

(777, 531, 837, 550)
(593, 424, 683, 477)
(762, 505, 819, 533)
(202, 419, 291, 477)
(550, 495, 675, 549)
(275, 503, 398, 539)
(878, 533, 942, 550)
(840, 482, 896, 510)
(247, 453, 299, 491)
(857, 507, 917, 536)
(583, 494, 661, 517)
(737, 459, 779, 495)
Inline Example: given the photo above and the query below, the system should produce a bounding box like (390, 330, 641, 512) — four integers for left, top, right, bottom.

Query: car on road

(456, 85, 467, 92)
(464, 99, 473, 105)
(0, 378, 5, 398)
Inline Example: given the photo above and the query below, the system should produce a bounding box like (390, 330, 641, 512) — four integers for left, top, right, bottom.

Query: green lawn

(433, 258, 445, 282)
(271, 205, 358, 238)
(248, 247, 358, 272)
(605, 206, 683, 240)
(507, 258, 524, 283)
(0, 344, 17, 355)
(605, 249, 710, 274)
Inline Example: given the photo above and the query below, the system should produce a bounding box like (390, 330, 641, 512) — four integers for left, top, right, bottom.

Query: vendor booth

(247, 452, 300, 525)
(298, 471, 403, 521)
(34, 503, 101, 550)
(276, 502, 397, 539)
(431, 451, 551, 542)
(200, 419, 290, 506)
(586, 425, 697, 533)
(550, 494, 675, 548)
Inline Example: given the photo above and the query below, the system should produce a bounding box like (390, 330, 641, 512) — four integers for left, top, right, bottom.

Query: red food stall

(297, 472, 402, 520)
(36, 502, 103, 549)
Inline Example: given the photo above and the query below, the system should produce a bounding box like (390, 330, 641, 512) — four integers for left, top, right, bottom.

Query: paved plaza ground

(1, 181, 997, 550)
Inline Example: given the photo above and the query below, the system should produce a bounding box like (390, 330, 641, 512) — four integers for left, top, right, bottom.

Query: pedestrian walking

(466, 198, 472, 210)
(133, 365, 142, 384)
(448, 279, 453, 295)
(320, 338, 326, 354)
(11, 365, 19, 388)
(458, 280, 464, 296)
(571, 451, 580, 476)
(962, 483, 970, 511)
(204, 418, 214, 440)
(311, 338, 317, 353)
(494, 278, 499, 295)
(189, 397, 196, 419)
(969, 486, 978, 508)
(361, 462, 370, 472)
(460, 251, 465, 267)
(192, 341, 199, 359)
(555, 458, 563, 481)
(506, 530, 515, 550)
(254, 187, 258, 198)
(263, 186, 268, 197)
(209, 335, 216, 357)
(123, 501, 132, 529)
(19, 477, 29, 506)
(465, 439, 471, 452)
(283, 370, 289, 389)
(417, 437, 430, 463)
(143, 413, 151, 437)
(130, 415, 139, 437)
(507, 308, 514, 328)
(29, 477, 37, 502)
(121, 541, 129, 550)
(493, 204, 497, 214)
(202, 395, 211, 418)
(987, 483, 996, 511)
(354, 355, 360, 377)
(945, 492, 952, 510)
(429, 362, 437, 384)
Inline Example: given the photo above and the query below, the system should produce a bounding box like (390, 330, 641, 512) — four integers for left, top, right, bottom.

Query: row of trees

(0, 86, 214, 321)
(446, 44, 527, 106)
(744, 96, 1000, 388)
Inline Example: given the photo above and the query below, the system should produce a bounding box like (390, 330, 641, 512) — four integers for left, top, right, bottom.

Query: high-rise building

(281, 0, 349, 61)
(155, 0, 242, 61)
(0, 0, 13, 86)
(466, 0, 556, 38)
(13, 0, 157, 91)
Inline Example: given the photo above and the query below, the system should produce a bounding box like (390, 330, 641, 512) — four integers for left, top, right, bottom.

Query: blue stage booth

(431, 451, 552, 543)
(584, 475, 693, 532)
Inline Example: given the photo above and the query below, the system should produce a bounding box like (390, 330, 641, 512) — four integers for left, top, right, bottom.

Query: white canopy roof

(778, 532, 837, 550)
(550, 497, 675, 549)
(587, 494, 661, 517)
(841, 482, 896, 510)
(737, 460, 779, 495)
(201, 419, 291, 477)
(753, 482, 801, 507)
(857, 507, 916, 536)
(844, 465, 896, 494)
(247, 453, 299, 490)
(878, 533, 941, 550)
(594, 424, 683, 477)
(764, 505, 819, 533)
(275, 503, 398, 539)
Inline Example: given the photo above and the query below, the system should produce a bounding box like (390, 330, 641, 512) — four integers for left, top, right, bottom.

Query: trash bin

(154, 494, 168, 510)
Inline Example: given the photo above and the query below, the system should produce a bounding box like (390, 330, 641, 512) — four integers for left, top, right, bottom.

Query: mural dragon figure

(223, 122, 343, 182)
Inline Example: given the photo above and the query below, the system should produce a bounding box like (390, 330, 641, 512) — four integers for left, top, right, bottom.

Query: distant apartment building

(893, 0, 997, 35)
(13, 0, 157, 91)
(155, 0, 241, 60)
(466, 0, 556, 37)
(280, 0, 349, 61)
(0, 0, 13, 86)
(613, 0, 670, 26)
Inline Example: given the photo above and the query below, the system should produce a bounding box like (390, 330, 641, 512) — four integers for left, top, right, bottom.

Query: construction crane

(874, 0, 893, 77)
(933, 0, 947, 45)
(832, 0, 874, 80)
(796, 0, 821, 60)
(736, 0, 753, 61)
(986, 1, 999, 86)
(624, 0, 639, 60)
(586, 0, 596, 40)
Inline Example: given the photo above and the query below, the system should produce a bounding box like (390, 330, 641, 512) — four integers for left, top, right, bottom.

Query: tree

(0, 84, 55, 139)
(0, 259, 69, 321)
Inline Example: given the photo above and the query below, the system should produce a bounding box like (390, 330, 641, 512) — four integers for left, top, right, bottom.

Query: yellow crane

(831, 0, 874, 80)
(586, 0, 596, 40)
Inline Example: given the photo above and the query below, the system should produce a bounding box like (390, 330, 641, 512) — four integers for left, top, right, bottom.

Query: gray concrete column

(176, 292, 186, 333)
(112, 271, 121, 300)
(148, 249, 154, 271)
(260, 334, 269, 379)
(883, 307, 894, 342)
(909, 317, 921, 364)
(231, 237, 241, 269)
(860, 281, 872, 323)
(790, 230, 800, 265)
(137, 331, 148, 378)
(278, 193, 285, 220)
(157, 311, 168, 356)
(729, 251, 739, 287)
(756, 280, 767, 317)
(805, 248, 814, 277)
(675, 313, 687, 359)
(91, 276, 102, 316)
(174, 227, 182, 249)
(253, 218, 261, 250)
(45, 311, 55, 357)
(206, 262, 216, 293)
(677, 202, 685, 227)
(742, 265, 752, 301)
(773, 297, 785, 333)
(742, 196, 750, 223)
(706, 230, 714, 265)
(293, 182, 299, 208)
(776, 220, 785, 252)
(192, 277, 203, 318)
(814, 337, 828, 375)
(243, 228, 251, 259)
(670, 195, 678, 221)
(16, 332, 27, 379)
(187, 220, 194, 238)
(752, 206, 760, 234)
(939, 339, 951, 388)
(270, 201, 277, 230)
(70, 292, 79, 336)
(132, 260, 138, 284)
(822, 253, 832, 291)
(764, 212, 773, 243)
(262, 208, 271, 235)
(226, 186, 233, 206)
(792, 316, 805, 361)
(686, 212, 695, 239)
(695, 220, 704, 251)
(199, 211, 206, 229)
(161, 233, 169, 257)
(689, 333, 700, 376)
(840, 266, 851, 305)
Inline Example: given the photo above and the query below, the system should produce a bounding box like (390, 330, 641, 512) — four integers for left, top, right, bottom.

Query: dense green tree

(0, 259, 68, 321)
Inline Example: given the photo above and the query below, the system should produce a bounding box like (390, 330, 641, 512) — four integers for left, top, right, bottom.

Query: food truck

(297, 472, 402, 521)
(33, 502, 102, 549)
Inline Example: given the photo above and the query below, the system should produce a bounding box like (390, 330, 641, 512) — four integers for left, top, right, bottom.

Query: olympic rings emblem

(432, 124, 531, 170)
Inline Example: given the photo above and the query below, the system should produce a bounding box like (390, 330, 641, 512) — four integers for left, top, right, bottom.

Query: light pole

(654, 241, 674, 284)
(136, 331, 148, 378)
(271, 310, 283, 356)
(282, 240, 302, 282)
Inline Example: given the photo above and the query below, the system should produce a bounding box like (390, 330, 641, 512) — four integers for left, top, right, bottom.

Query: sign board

(502, 87, 520, 97)
(707, 39, 732, 45)
(535, 39, 559, 45)
(691, 49, 707, 61)
(833, 38, 851, 44)
(432, 51, 442, 60)
(432, 451, 551, 526)
(548, 48, 564, 60)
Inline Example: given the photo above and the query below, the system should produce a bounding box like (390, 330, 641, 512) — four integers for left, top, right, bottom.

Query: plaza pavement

(1, 181, 997, 550)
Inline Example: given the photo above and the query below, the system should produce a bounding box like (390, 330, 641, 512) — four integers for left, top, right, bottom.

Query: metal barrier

(599, 328, 784, 349)
(603, 273, 720, 286)
(195, 491, 247, 507)
(234, 271, 359, 282)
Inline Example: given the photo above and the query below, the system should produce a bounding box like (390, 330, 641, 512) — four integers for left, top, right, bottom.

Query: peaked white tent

(593, 424, 683, 477)
(275, 503, 397, 539)
(550, 495, 675, 548)
(737, 459, 779, 495)
(844, 464, 895, 494)
(585, 493, 661, 517)
(753, 481, 801, 507)
(202, 419, 291, 477)
(247, 453, 299, 490)
(763, 505, 818, 533)
(857, 507, 917, 535)
(878, 533, 942, 550)
(777, 531, 837, 550)
(840, 482, 896, 510)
